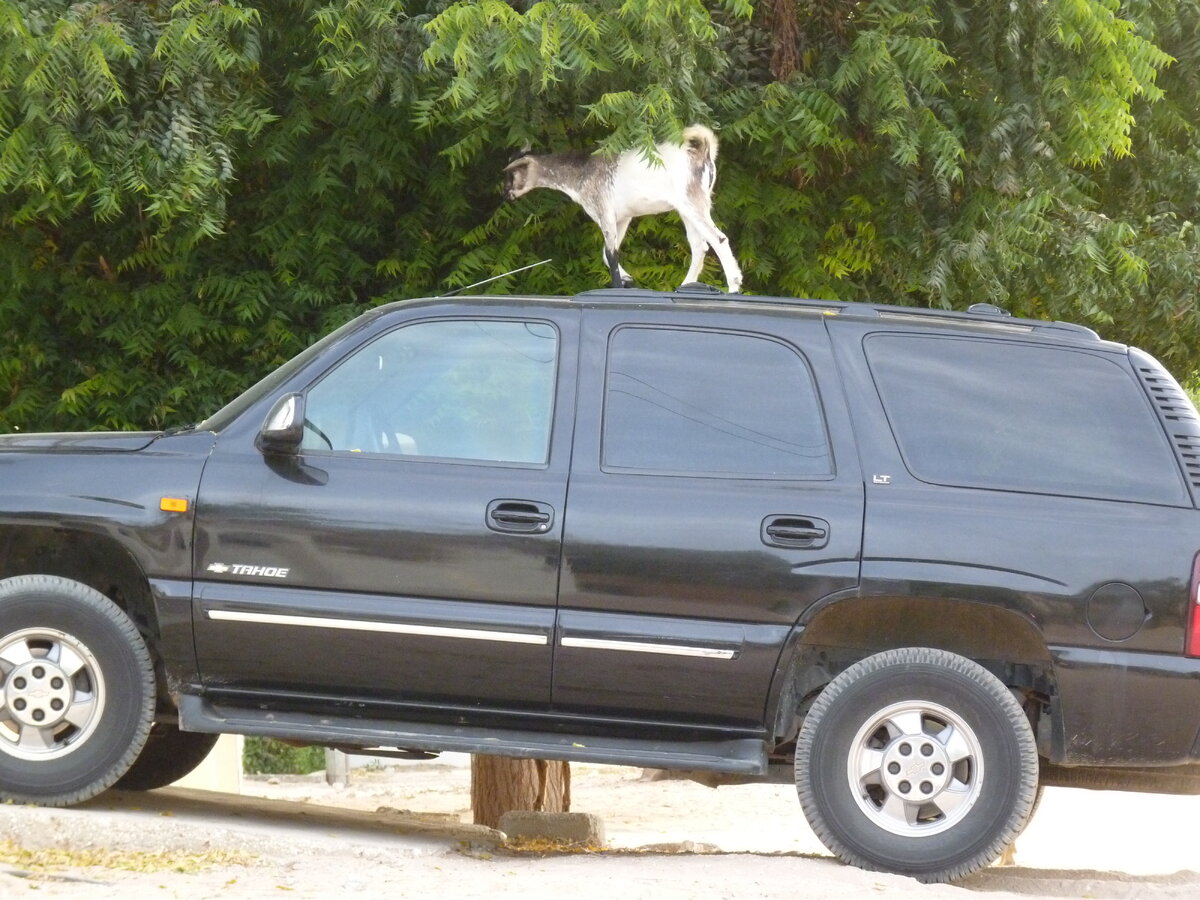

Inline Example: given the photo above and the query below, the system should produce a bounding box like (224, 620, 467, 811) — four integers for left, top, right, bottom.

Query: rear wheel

(795, 647, 1038, 882)
(0, 575, 154, 805)
(114, 725, 220, 791)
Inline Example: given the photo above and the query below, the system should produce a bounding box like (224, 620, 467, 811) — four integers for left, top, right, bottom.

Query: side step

(179, 695, 769, 775)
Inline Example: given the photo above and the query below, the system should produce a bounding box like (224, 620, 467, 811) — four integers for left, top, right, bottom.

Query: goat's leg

(602, 246, 623, 288)
(681, 206, 743, 293)
(680, 218, 710, 285)
(597, 215, 631, 288)
(600, 218, 634, 287)
(613, 218, 634, 287)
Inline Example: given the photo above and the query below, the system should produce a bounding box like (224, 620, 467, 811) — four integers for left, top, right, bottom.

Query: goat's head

(503, 152, 538, 200)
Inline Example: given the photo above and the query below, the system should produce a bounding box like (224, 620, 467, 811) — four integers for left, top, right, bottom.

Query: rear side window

(602, 327, 832, 477)
(865, 334, 1186, 504)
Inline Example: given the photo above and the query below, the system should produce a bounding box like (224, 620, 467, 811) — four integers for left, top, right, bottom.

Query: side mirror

(257, 393, 305, 455)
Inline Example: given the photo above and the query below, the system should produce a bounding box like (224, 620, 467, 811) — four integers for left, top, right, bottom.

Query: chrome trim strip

(560, 636, 737, 659)
(207, 609, 548, 645)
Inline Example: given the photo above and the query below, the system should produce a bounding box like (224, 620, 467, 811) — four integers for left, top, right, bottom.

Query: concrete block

(325, 748, 349, 787)
(175, 734, 243, 793)
(497, 811, 605, 846)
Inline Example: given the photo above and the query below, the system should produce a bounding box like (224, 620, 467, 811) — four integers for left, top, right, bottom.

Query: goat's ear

(503, 157, 533, 198)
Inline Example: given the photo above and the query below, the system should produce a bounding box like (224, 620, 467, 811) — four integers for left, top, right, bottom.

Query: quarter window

(602, 327, 832, 477)
(302, 319, 558, 465)
(865, 334, 1186, 504)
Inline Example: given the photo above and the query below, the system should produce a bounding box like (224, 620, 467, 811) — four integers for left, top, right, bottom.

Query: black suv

(2, 287, 1199, 882)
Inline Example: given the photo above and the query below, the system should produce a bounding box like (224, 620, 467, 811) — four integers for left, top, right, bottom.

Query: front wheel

(0, 575, 155, 806)
(795, 647, 1038, 883)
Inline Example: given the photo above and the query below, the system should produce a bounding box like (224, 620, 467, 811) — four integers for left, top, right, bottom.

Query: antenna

(439, 259, 553, 297)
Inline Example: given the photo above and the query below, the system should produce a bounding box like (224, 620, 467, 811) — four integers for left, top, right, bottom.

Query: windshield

(197, 311, 376, 434)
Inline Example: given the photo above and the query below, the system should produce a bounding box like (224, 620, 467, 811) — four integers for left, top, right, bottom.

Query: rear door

(553, 305, 863, 728)
(192, 305, 578, 715)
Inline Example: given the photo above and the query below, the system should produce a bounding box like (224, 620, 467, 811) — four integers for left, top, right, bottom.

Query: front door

(191, 309, 577, 716)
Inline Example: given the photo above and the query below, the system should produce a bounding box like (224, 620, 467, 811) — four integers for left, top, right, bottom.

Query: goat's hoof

(620, 277, 636, 289)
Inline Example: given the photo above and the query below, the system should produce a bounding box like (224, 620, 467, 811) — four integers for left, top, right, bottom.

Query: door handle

(761, 515, 830, 549)
(487, 500, 555, 534)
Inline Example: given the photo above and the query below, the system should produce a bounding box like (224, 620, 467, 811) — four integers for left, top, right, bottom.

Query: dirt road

(1, 758, 1198, 898)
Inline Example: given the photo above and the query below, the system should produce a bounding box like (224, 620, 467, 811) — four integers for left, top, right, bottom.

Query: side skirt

(178, 694, 769, 775)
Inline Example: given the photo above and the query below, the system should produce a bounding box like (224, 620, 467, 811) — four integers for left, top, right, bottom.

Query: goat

(503, 125, 742, 293)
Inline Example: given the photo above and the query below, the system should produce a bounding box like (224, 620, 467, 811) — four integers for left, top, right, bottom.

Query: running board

(179, 695, 768, 775)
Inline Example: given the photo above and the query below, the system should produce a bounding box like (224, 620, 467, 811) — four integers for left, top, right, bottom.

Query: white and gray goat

(503, 125, 742, 293)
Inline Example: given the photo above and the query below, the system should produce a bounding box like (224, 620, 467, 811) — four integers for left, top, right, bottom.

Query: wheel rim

(0, 627, 106, 761)
(847, 699, 984, 837)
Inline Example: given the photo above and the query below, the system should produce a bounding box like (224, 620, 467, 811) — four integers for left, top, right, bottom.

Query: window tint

(866, 334, 1185, 503)
(603, 327, 832, 477)
(303, 319, 557, 464)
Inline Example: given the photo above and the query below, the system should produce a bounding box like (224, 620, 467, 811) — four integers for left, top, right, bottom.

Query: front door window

(302, 319, 558, 465)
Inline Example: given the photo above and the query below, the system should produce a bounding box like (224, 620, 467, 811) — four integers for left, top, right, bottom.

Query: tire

(114, 725, 220, 791)
(0, 575, 155, 806)
(795, 647, 1038, 883)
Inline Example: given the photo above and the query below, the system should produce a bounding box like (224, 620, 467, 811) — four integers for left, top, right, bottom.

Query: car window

(302, 319, 558, 465)
(865, 334, 1187, 504)
(602, 326, 833, 477)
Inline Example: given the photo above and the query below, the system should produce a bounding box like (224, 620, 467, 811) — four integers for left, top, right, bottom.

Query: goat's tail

(682, 124, 718, 162)
(682, 124, 719, 192)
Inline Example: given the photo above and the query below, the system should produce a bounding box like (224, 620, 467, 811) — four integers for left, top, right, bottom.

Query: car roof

(391, 284, 1112, 348)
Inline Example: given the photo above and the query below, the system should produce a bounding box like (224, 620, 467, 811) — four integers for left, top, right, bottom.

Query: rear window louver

(1133, 354, 1200, 495)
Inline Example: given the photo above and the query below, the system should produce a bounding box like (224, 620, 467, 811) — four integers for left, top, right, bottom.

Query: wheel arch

(769, 596, 1056, 751)
(0, 525, 155, 629)
(0, 526, 167, 703)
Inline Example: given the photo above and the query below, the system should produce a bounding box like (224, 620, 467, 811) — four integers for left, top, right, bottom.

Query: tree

(417, 0, 1200, 369)
(1, 2, 1199, 436)
(470, 755, 570, 829)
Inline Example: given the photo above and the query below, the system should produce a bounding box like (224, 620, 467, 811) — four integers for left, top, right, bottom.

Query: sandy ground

(1, 755, 1198, 898)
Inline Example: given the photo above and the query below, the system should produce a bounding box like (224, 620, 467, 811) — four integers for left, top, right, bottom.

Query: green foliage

(0, 1, 269, 242)
(242, 737, 326, 775)
(0, 0, 1199, 435)
(1186, 378, 1200, 410)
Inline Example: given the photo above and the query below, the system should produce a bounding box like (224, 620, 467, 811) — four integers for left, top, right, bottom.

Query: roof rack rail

(733, 294, 1100, 340)
(967, 302, 1011, 317)
(569, 287, 1101, 340)
(573, 288, 676, 304)
(574, 282, 729, 303)
(676, 282, 726, 295)
(863, 304, 1100, 339)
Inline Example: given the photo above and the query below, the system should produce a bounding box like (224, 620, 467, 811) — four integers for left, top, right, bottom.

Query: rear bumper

(1049, 645, 1200, 766)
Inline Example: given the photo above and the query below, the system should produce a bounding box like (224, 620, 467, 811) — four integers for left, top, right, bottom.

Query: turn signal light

(160, 497, 189, 513)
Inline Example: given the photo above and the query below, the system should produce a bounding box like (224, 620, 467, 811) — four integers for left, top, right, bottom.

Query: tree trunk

(470, 755, 571, 829)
